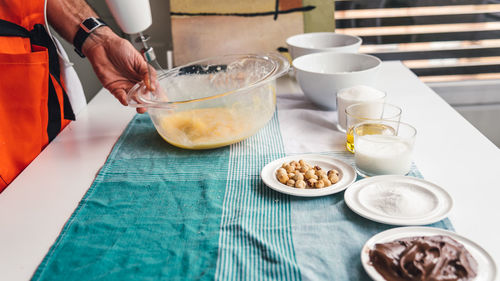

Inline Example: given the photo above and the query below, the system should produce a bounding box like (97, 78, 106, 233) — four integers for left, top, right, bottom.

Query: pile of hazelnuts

(276, 159, 340, 189)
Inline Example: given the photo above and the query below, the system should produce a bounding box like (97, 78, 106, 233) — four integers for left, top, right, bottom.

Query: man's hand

(82, 27, 154, 113)
(46, 0, 155, 113)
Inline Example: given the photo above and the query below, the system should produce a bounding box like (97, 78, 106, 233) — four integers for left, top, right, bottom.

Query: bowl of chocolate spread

(361, 227, 497, 281)
(369, 235, 478, 281)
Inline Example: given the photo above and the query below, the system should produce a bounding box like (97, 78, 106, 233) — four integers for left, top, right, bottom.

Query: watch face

(82, 18, 102, 33)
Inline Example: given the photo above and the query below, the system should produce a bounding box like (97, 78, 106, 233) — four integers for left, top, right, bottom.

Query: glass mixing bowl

(127, 53, 289, 149)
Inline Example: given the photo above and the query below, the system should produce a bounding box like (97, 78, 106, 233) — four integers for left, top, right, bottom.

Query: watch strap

(73, 18, 107, 58)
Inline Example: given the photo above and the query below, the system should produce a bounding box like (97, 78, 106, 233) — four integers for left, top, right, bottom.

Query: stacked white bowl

(287, 32, 381, 110)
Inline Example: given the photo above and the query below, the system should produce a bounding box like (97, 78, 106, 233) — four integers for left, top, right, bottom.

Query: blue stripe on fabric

(289, 151, 453, 281)
(215, 111, 302, 281)
(32, 114, 230, 281)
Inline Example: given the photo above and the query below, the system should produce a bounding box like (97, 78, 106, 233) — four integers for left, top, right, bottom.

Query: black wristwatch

(73, 17, 107, 58)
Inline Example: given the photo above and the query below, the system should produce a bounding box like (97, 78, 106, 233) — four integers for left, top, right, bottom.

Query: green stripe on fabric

(32, 114, 230, 281)
(215, 112, 302, 281)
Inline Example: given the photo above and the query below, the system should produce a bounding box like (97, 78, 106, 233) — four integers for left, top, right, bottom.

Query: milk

(355, 135, 414, 176)
(336, 85, 385, 132)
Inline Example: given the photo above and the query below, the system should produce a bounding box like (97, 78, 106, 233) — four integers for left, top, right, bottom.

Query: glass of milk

(336, 85, 386, 132)
(353, 121, 417, 177)
(345, 102, 402, 153)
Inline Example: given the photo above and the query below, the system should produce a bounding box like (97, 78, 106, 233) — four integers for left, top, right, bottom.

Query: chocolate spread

(369, 235, 478, 281)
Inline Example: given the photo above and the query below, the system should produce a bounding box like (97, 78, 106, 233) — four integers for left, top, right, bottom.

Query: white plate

(361, 227, 497, 281)
(344, 175, 453, 226)
(260, 154, 356, 197)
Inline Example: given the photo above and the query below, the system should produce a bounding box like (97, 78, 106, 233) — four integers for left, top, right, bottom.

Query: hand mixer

(105, 0, 164, 85)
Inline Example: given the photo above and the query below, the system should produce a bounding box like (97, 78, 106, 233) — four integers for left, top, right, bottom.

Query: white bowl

(286, 32, 362, 60)
(293, 52, 382, 110)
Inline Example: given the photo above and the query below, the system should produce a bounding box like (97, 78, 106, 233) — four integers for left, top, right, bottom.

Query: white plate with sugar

(261, 154, 356, 197)
(344, 175, 453, 225)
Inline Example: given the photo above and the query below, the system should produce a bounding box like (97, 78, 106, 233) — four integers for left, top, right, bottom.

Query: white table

(1, 62, 499, 280)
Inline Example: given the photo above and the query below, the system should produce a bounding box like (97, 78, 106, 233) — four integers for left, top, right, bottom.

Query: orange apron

(0, 0, 75, 192)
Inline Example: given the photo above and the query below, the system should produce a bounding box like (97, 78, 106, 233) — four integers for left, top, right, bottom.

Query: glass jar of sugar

(353, 121, 417, 177)
(336, 85, 386, 132)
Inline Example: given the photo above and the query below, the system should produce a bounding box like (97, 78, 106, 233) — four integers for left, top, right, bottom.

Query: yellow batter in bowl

(126, 53, 289, 149)
(157, 107, 254, 149)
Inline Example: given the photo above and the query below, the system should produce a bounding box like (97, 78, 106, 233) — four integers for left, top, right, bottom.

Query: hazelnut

(306, 178, 317, 187)
(295, 179, 306, 189)
(299, 165, 310, 173)
(277, 173, 289, 184)
(315, 169, 327, 177)
(279, 161, 336, 188)
(277, 168, 287, 175)
(314, 180, 325, 189)
(329, 174, 340, 184)
(327, 169, 339, 177)
(284, 164, 294, 173)
(305, 169, 316, 179)
(293, 172, 304, 181)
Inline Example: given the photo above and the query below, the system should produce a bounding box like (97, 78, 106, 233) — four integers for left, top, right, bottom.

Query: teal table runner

(32, 113, 452, 281)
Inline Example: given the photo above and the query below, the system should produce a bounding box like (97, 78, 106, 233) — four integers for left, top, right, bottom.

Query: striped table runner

(32, 112, 452, 281)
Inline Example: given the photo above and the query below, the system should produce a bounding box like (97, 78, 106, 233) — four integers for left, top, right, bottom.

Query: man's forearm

(47, 0, 99, 42)
(47, 0, 117, 56)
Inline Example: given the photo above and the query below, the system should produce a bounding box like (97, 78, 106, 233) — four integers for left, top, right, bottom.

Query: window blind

(335, 0, 500, 82)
